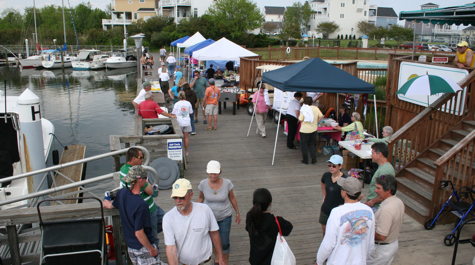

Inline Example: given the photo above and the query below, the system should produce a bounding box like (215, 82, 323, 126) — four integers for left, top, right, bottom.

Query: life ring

(286, 47, 291, 54)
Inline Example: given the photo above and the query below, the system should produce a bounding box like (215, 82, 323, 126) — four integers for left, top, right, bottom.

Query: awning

(170, 36, 190, 46)
(399, 3, 475, 26)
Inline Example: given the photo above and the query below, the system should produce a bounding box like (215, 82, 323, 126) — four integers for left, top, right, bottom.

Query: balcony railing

(160, 0, 191, 6)
(432, 29, 462, 35)
(102, 19, 133, 25)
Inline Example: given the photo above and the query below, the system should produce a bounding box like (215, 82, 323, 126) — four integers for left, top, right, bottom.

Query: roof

(264, 6, 285, 15)
(264, 21, 283, 27)
(421, 3, 438, 6)
(464, 26, 475, 31)
(137, 8, 154, 11)
(377, 7, 398, 17)
(399, 3, 475, 26)
(262, 57, 375, 94)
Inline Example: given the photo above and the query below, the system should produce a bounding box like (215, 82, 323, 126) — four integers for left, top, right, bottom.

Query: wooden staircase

(394, 119, 475, 224)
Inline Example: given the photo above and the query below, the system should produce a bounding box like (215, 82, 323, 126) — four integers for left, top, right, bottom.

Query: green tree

(387, 25, 414, 45)
(281, 3, 302, 40)
(206, 0, 263, 40)
(357, 20, 376, 36)
(369, 26, 389, 40)
(301, 2, 313, 32)
(262, 22, 278, 34)
(316, 21, 339, 39)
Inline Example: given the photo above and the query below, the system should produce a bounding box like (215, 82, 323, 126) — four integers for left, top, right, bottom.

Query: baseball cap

(327, 155, 343, 165)
(209, 78, 215, 84)
(123, 166, 147, 183)
(206, 160, 221, 174)
(143, 81, 152, 87)
(337, 177, 362, 196)
(457, 41, 469, 47)
(171, 178, 192, 197)
(176, 65, 180, 69)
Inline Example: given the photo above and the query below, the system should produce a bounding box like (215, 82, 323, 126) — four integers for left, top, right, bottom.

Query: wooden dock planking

(142, 104, 475, 265)
(50, 144, 86, 204)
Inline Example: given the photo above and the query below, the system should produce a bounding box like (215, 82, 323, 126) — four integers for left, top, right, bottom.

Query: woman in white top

(158, 65, 170, 94)
(197, 160, 240, 264)
(172, 91, 193, 155)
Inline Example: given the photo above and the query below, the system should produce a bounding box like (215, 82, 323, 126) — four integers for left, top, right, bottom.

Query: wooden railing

(431, 127, 475, 217)
(387, 70, 475, 172)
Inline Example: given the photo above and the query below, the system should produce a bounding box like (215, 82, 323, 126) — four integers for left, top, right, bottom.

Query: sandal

(205, 127, 213, 131)
(213, 127, 217, 130)
(293, 146, 299, 150)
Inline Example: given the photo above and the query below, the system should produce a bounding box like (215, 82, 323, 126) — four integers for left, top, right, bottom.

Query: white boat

(105, 50, 137, 69)
(0, 89, 54, 209)
(72, 50, 109, 70)
(41, 51, 77, 69)
(20, 50, 57, 69)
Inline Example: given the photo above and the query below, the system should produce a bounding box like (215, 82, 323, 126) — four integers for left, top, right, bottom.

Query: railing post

(282, 47, 285, 60)
(356, 47, 359, 59)
(112, 215, 124, 265)
(317, 45, 320, 58)
(268, 45, 271, 60)
(337, 46, 340, 59)
(7, 225, 21, 265)
(374, 47, 377, 60)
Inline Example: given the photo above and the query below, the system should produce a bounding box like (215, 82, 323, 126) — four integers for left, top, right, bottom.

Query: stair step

(397, 177, 433, 201)
(429, 148, 447, 157)
(463, 120, 475, 126)
(452, 129, 470, 137)
(462, 120, 475, 131)
(396, 190, 430, 223)
(417, 157, 436, 170)
(440, 138, 459, 147)
(405, 167, 435, 185)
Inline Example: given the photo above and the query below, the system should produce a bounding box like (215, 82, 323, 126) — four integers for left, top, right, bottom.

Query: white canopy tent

(176, 32, 206, 80)
(192, 37, 258, 61)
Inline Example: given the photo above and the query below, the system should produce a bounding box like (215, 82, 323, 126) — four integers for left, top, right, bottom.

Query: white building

(157, 0, 215, 23)
(308, 0, 370, 39)
(263, 6, 285, 22)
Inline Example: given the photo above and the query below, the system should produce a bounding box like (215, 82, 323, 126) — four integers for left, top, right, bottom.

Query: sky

(1, 0, 473, 21)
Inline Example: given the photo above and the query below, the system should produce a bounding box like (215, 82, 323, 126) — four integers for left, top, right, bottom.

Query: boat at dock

(72, 49, 109, 70)
(0, 89, 54, 209)
(41, 51, 77, 69)
(20, 49, 57, 69)
(105, 50, 137, 69)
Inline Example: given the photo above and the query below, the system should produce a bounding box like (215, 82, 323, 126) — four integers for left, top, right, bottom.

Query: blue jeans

(216, 215, 232, 254)
(150, 205, 166, 242)
(190, 114, 195, 133)
(168, 63, 175, 74)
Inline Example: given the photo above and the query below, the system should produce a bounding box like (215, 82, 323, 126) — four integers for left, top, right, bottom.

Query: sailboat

(105, 14, 136, 69)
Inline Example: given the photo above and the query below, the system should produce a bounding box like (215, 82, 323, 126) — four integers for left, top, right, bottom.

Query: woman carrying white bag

(246, 188, 294, 265)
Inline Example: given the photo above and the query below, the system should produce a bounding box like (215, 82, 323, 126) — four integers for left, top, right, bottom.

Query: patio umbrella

(396, 74, 463, 106)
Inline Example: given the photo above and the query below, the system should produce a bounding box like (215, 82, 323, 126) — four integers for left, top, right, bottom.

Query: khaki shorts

(205, 104, 218, 115)
(195, 98, 204, 109)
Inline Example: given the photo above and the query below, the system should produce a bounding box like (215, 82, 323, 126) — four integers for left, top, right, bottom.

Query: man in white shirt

(133, 81, 152, 109)
(163, 179, 227, 265)
(166, 53, 176, 75)
(316, 177, 375, 265)
(367, 175, 404, 265)
(307, 92, 324, 106)
(286, 92, 302, 149)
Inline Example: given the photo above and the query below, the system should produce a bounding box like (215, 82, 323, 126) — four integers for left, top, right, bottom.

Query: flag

(36, 43, 42, 51)
(62, 43, 67, 51)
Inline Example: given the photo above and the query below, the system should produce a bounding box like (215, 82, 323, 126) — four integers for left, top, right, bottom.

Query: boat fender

(52, 150, 60, 165)
(286, 47, 291, 54)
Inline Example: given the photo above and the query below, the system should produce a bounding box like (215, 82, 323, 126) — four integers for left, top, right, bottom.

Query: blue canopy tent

(184, 39, 215, 56)
(258, 57, 376, 165)
(170, 36, 190, 62)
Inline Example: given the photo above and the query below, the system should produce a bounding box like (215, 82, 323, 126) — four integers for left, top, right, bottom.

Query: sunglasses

(172, 194, 187, 201)
(136, 156, 143, 159)
(328, 164, 340, 168)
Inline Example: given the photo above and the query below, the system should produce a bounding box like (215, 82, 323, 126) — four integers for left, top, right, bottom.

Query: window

(364, 11, 367, 16)
(134, 13, 137, 19)
(352, 0, 355, 3)
(128, 1, 132, 3)
(341, 3, 345, 7)
(340, 14, 344, 18)
(194, 8, 197, 17)
(425, 23, 430, 28)
(139, 0, 144, 2)
(364, 0, 366, 4)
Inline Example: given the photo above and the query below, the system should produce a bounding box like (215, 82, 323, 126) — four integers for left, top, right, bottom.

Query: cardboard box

(342, 151, 358, 170)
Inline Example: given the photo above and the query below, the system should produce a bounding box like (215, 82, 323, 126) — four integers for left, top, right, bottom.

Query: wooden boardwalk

(146, 107, 475, 265)
(140, 54, 475, 264)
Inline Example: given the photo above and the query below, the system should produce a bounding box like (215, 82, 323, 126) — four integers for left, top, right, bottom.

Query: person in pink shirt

(252, 84, 272, 138)
(138, 92, 176, 119)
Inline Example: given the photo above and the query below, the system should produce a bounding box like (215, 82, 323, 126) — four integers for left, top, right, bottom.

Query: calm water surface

(1, 66, 139, 179)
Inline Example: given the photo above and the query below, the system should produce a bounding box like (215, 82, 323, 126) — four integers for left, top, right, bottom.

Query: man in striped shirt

(120, 148, 166, 243)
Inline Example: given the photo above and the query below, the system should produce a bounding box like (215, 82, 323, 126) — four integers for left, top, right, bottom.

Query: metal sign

(167, 139, 183, 161)
(432, 57, 449, 63)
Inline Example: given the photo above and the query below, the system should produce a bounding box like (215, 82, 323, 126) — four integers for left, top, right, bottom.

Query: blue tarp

(184, 39, 215, 56)
(171, 36, 190, 46)
(262, 57, 375, 94)
(42, 49, 60, 53)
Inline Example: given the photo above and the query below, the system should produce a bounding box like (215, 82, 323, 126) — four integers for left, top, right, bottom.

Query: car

(428, 44, 439, 51)
(399, 42, 422, 49)
(433, 38, 445, 43)
(421, 43, 429, 51)
(437, 45, 453, 52)
(447, 43, 459, 52)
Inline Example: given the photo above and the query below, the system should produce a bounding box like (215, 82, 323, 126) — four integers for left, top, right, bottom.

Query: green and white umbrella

(397, 74, 463, 106)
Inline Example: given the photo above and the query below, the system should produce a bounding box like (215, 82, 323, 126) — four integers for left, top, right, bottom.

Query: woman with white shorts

(172, 91, 193, 156)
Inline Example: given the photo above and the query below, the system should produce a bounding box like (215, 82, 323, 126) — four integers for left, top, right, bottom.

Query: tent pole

(374, 94, 379, 138)
(247, 82, 262, 137)
(412, 20, 416, 60)
(272, 101, 283, 166)
(337, 93, 339, 109)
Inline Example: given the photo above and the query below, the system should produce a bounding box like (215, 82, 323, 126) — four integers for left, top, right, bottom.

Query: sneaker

(203, 120, 208, 124)
(194, 119, 198, 123)
(191, 132, 196, 135)
(262, 134, 266, 138)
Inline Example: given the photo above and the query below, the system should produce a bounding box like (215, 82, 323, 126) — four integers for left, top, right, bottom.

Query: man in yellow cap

(454, 41, 474, 69)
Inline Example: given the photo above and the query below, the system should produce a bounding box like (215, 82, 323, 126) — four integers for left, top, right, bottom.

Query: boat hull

(106, 61, 137, 69)
(42, 60, 72, 69)
(72, 59, 107, 71)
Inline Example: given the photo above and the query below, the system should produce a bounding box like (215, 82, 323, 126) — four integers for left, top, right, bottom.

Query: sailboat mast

(33, 0, 38, 53)
(62, 0, 67, 51)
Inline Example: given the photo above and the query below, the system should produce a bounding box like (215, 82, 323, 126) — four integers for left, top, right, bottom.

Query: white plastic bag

(271, 217, 296, 265)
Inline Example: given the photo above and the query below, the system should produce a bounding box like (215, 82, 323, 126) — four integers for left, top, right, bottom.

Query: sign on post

(432, 57, 449, 64)
(167, 139, 183, 161)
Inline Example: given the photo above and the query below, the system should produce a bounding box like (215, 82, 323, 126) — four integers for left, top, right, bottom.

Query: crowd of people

(105, 142, 404, 265)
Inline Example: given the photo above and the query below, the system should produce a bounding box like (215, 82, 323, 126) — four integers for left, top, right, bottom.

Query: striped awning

(399, 4, 475, 26)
